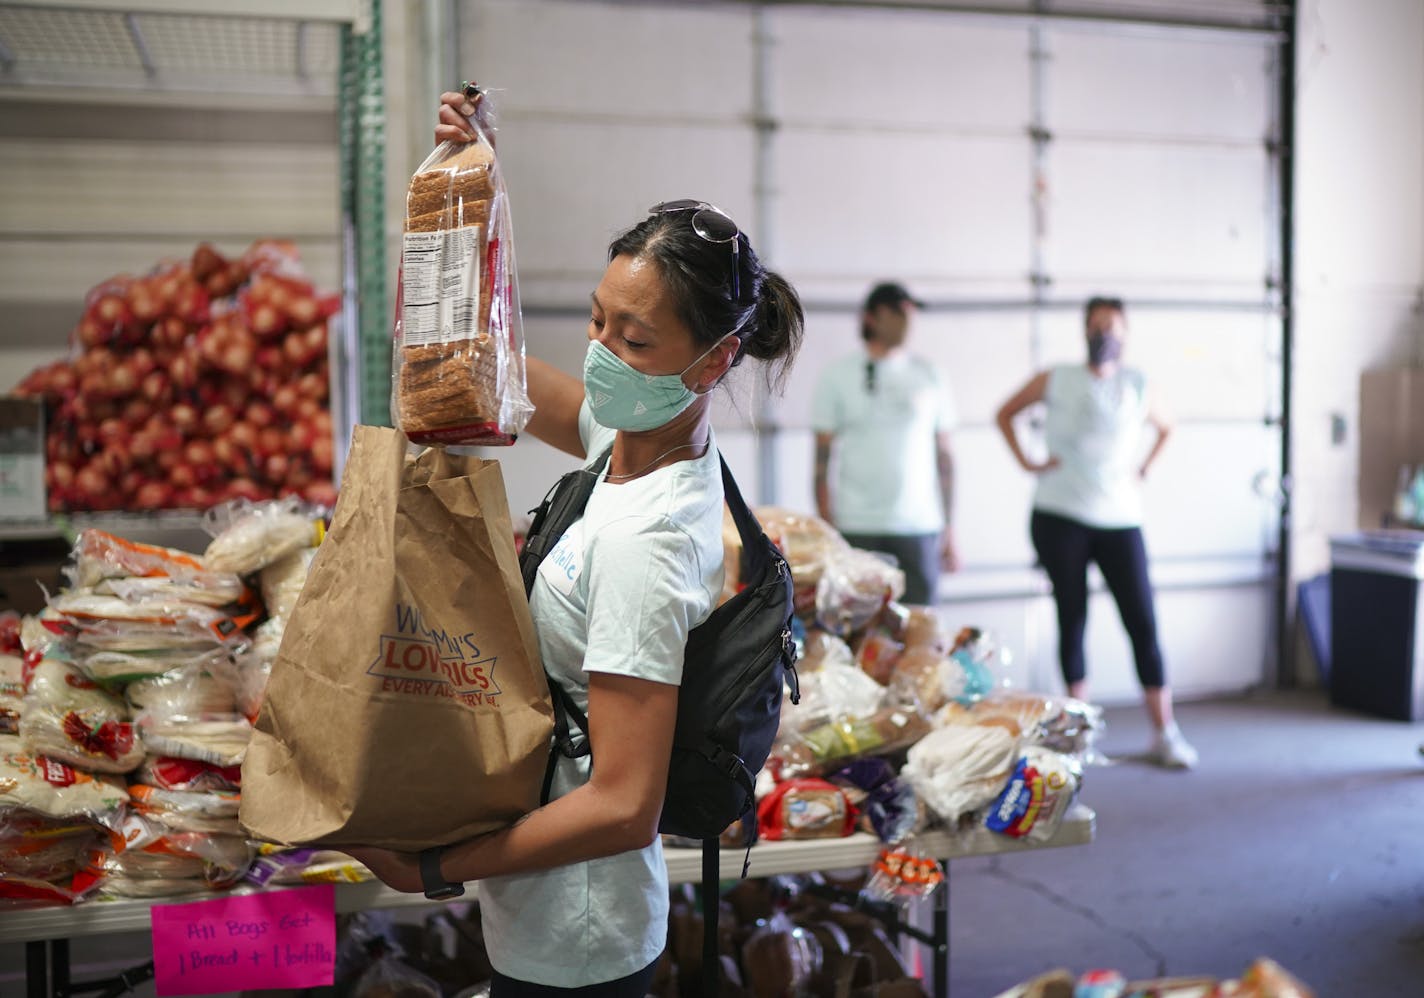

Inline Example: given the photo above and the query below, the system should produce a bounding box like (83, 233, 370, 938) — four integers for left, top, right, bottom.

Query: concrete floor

(944, 689, 1424, 996)
(4, 690, 1423, 997)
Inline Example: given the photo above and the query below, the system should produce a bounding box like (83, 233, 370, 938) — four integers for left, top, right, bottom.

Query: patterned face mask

(583, 338, 722, 431)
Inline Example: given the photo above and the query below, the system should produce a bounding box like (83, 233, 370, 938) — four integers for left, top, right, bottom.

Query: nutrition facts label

(401, 226, 482, 345)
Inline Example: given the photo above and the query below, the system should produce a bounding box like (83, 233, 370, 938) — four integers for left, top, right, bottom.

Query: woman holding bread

(343, 87, 804, 997)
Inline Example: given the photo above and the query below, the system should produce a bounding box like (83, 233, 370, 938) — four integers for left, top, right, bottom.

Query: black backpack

(519, 446, 799, 994)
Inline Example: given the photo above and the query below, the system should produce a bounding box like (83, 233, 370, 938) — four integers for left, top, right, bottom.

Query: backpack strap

(523, 448, 611, 806)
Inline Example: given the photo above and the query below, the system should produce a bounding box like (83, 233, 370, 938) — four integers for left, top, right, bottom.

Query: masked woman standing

(996, 296, 1196, 770)
(342, 87, 804, 995)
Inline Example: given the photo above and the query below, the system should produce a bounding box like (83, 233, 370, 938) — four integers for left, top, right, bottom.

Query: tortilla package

(240, 426, 553, 850)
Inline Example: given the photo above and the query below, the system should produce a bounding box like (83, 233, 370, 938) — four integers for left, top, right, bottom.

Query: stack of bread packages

(737, 508, 1102, 852)
(0, 531, 264, 905)
(0, 503, 379, 908)
(392, 98, 533, 446)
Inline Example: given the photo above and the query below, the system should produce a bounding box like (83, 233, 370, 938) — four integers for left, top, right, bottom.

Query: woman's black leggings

(1029, 508, 1166, 689)
(490, 960, 659, 998)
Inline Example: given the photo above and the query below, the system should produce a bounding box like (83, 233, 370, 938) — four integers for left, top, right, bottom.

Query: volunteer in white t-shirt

(340, 87, 805, 997)
(811, 282, 960, 605)
(996, 296, 1197, 769)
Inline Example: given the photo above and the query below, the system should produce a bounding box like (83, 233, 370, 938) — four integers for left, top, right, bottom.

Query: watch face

(425, 883, 465, 901)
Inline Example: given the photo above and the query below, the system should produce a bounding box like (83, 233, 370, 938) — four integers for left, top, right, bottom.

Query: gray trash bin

(1329, 531, 1424, 720)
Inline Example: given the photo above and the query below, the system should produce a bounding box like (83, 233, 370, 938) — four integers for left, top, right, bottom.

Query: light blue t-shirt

(477, 402, 725, 987)
(1033, 364, 1149, 529)
(810, 351, 957, 535)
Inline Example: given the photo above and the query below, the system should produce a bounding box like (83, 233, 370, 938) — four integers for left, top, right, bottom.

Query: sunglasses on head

(649, 199, 742, 302)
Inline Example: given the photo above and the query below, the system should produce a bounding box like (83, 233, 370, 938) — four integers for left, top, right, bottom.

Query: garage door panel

(1049, 142, 1269, 286)
(496, 121, 756, 304)
(467, 0, 754, 118)
(1049, 29, 1273, 142)
(771, 7, 1030, 129)
(774, 131, 1032, 283)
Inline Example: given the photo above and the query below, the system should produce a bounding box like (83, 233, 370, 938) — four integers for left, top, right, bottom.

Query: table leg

(52, 938, 70, 997)
(933, 867, 950, 998)
(26, 940, 48, 998)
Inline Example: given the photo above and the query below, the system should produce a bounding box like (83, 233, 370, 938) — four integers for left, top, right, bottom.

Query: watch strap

(419, 846, 464, 900)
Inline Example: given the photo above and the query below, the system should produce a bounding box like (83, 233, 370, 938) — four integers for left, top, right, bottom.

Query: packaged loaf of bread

(392, 90, 533, 445)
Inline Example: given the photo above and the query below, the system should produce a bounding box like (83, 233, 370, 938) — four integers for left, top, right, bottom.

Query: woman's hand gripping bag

(239, 426, 554, 850)
(392, 92, 533, 446)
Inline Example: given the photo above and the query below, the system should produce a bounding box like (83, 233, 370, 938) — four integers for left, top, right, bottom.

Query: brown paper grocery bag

(240, 425, 553, 850)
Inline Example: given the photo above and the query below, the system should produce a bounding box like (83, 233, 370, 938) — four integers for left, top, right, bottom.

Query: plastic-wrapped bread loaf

(393, 125, 530, 445)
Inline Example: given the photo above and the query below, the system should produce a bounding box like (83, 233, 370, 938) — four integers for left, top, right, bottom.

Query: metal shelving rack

(0, 0, 388, 544)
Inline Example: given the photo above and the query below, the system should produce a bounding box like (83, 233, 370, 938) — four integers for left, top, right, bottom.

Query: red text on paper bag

(150, 885, 335, 996)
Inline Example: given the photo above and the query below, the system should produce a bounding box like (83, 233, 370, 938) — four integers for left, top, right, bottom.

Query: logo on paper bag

(367, 603, 503, 707)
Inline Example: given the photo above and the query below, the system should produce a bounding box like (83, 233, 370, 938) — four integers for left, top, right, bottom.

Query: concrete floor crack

(984, 857, 1169, 976)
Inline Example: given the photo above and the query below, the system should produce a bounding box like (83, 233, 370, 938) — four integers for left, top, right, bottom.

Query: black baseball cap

(863, 281, 926, 311)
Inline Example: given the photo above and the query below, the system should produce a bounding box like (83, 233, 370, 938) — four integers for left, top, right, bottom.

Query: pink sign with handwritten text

(150, 885, 336, 996)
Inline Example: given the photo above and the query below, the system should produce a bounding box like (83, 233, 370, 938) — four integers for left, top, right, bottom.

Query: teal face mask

(583, 339, 720, 431)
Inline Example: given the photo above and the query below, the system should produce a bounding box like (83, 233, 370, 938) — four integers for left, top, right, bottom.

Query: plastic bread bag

(74, 640, 244, 688)
(65, 528, 212, 590)
(936, 691, 1105, 762)
(96, 571, 248, 609)
(902, 605, 950, 653)
(101, 814, 254, 890)
(18, 660, 144, 774)
(392, 88, 533, 446)
(795, 627, 854, 674)
(826, 757, 923, 844)
(127, 783, 243, 835)
(899, 723, 1023, 826)
(773, 702, 931, 780)
(259, 545, 318, 622)
(0, 612, 19, 655)
(202, 496, 325, 576)
(134, 709, 252, 768)
(983, 746, 1082, 843)
(352, 948, 443, 998)
(0, 654, 23, 735)
(814, 547, 905, 638)
(738, 912, 823, 998)
(0, 805, 106, 882)
(866, 844, 945, 906)
(49, 591, 258, 651)
(752, 506, 851, 591)
(233, 630, 278, 721)
(135, 755, 242, 793)
(780, 656, 886, 738)
(0, 736, 129, 825)
(851, 604, 909, 685)
(755, 777, 858, 841)
(124, 660, 240, 718)
(244, 845, 373, 886)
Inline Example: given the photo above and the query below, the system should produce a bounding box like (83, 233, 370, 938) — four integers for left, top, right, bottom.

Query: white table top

(0, 804, 1094, 945)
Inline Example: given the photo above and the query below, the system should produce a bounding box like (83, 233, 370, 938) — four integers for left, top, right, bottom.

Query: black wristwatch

(419, 846, 465, 900)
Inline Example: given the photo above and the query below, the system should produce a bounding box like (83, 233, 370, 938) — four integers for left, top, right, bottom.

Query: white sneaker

(1151, 725, 1198, 769)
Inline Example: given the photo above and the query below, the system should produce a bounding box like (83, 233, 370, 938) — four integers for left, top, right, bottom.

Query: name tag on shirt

(539, 521, 584, 597)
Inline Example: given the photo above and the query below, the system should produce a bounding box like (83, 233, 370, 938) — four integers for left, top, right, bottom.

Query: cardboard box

(0, 397, 45, 521)
(1358, 367, 1424, 529)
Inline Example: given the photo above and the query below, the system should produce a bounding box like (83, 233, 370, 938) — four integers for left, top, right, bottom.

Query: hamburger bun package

(392, 89, 532, 446)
